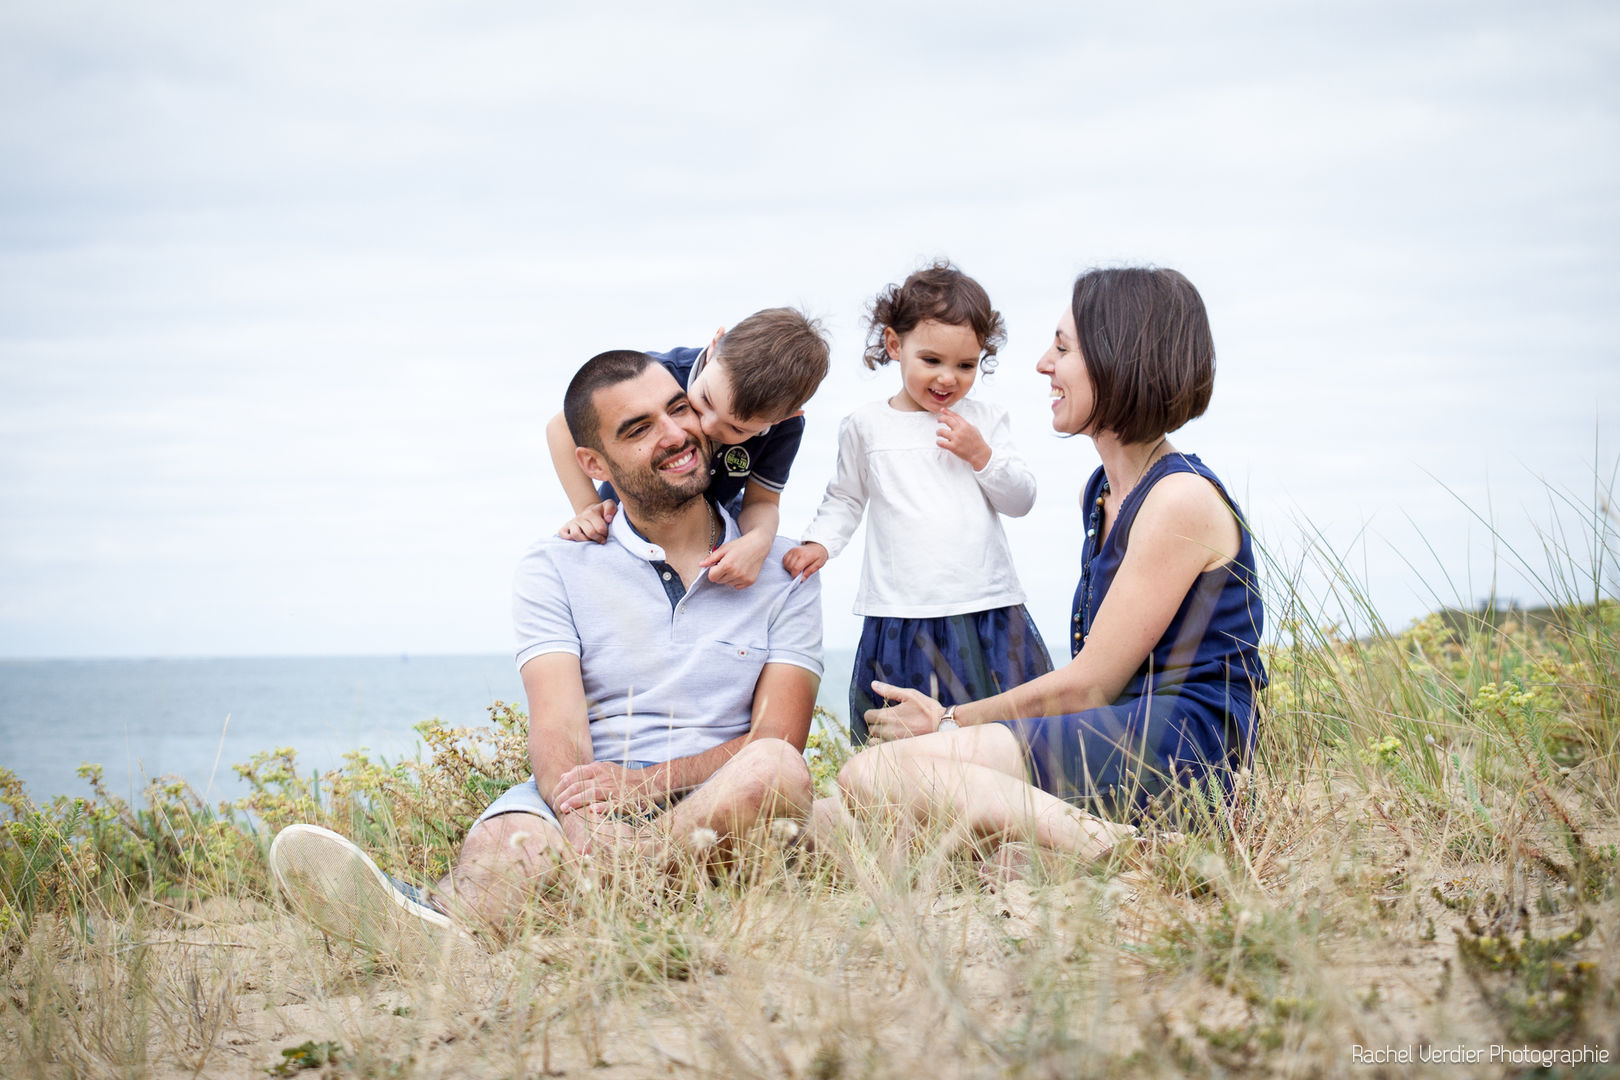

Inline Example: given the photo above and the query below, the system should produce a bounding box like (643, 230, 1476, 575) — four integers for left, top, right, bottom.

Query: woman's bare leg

(838, 725, 1133, 861)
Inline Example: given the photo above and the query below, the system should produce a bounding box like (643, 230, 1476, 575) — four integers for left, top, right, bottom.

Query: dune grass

(3, 504, 1618, 1078)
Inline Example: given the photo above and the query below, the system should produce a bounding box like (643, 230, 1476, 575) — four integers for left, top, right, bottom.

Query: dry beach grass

(4, 511, 1619, 1078)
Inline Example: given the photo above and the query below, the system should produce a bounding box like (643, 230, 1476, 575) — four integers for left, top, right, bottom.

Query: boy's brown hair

(1071, 267, 1214, 444)
(712, 307, 830, 422)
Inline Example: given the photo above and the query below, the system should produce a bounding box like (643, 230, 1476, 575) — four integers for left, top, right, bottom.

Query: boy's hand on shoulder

(558, 499, 618, 543)
(782, 541, 828, 580)
(936, 409, 991, 471)
(702, 528, 772, 589)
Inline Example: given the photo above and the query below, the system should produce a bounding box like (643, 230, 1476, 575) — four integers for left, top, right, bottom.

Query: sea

(0, 650, 859, 806)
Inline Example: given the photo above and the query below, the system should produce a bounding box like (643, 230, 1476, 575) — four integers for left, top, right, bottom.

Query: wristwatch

(938, 706, 959, 731)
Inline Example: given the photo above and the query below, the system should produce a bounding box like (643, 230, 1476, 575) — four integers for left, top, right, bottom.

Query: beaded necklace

(1072, 441, 1169, 655)
(1072, 481, 1108, 655)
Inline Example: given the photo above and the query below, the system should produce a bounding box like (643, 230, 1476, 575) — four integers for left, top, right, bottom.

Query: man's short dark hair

(1071, 267, 1215, 444)
(713, 307, 830, 422)
(564, 350, 658, 451)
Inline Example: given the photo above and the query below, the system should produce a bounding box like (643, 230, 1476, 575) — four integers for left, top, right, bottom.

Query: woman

(837, 266, 1267, 860)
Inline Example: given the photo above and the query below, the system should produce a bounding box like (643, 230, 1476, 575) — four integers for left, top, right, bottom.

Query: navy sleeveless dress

(999, 453, 1266, 819)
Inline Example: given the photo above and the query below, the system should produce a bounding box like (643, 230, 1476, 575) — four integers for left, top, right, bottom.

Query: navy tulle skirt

(848, 605, 1053, 745)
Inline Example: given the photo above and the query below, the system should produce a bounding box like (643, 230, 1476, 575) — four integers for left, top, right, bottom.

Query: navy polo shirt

(596, 347, 806, 515)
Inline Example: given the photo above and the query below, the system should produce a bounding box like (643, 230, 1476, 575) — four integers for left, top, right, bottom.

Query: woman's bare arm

(867, 472, 1241, 737)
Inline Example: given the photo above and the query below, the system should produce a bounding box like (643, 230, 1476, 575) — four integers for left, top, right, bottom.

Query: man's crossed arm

(518, 652, 817, 836)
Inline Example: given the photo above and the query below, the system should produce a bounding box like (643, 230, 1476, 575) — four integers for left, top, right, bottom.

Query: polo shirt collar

(610, 499, 739, 563)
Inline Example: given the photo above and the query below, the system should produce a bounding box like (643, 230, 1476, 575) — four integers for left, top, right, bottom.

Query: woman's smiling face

(1036, 305, 1094, 435)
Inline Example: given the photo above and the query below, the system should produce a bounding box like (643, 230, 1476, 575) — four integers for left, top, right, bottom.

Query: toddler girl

(784, 262, 1052, 744)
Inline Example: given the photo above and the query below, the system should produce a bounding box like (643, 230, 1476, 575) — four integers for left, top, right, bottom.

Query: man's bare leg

(658, 738, 813, 862)
(439, 739, 812, 931)
(440, 812, 574, 934)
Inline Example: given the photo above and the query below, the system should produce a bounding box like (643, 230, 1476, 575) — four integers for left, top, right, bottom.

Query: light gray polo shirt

(512, 504, 823, 764)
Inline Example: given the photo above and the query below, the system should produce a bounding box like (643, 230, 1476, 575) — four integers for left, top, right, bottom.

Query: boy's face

(686, 355, 779, 446)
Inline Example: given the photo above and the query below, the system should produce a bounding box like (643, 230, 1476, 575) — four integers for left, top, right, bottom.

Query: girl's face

(1036, 306, 1094, 435)
(886, 319, 982, 413)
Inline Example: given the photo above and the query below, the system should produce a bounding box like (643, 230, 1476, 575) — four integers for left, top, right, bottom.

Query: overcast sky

(2, 1, 1617, 659)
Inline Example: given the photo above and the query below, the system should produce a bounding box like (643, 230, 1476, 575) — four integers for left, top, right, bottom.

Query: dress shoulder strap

(1109, 453, 1237, 550)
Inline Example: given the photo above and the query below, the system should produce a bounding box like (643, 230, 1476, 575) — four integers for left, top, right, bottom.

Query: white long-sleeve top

(800, 397, 1037, 618)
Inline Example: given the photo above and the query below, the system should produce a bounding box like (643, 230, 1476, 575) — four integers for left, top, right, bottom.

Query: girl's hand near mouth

(935, 408, 991, 471)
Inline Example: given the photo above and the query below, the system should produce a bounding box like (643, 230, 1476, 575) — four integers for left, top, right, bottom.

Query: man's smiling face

(583, 365, 712, 514)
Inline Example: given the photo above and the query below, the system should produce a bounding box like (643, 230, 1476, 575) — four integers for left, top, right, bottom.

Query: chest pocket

(706, 639, 768, 692)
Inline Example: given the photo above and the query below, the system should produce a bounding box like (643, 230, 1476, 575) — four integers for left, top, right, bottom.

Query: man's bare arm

(551, 662, 818, 814)
(655, 660, 816, 793)
(519, 652, 595, 843)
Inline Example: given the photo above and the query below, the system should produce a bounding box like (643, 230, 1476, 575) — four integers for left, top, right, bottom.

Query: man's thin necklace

(708, 503, 720, 553)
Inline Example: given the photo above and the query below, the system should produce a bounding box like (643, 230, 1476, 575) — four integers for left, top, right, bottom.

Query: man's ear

(576, 444, 611, 483)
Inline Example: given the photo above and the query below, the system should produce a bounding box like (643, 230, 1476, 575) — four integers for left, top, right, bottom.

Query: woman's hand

(864, 680, 946, 741)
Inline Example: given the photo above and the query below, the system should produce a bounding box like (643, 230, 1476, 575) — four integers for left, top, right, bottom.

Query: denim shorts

(472, 761, 662, 831)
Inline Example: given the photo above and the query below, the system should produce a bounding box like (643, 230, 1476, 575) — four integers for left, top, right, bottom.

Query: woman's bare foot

(976, 841, 1037, 888)
(802, 796, 850, 853)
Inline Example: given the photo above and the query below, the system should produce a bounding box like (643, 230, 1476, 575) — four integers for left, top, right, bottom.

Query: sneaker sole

(269, 823, 459, 952)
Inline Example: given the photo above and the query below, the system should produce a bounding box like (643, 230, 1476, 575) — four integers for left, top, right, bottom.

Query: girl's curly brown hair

(863, 260, 1006, 373)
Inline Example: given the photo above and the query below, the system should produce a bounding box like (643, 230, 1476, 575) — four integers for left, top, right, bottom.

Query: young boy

(544, 306, 830, 588)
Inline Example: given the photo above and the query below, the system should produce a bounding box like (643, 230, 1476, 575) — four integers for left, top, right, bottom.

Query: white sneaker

(270, 823, 463, 953)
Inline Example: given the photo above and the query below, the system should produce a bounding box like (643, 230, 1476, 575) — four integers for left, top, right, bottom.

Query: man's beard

(607, 436, 712, 517)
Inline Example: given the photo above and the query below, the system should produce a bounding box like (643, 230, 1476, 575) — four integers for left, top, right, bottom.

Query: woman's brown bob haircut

(864, 260, 1006, 372)
(1071, 267, 1215, 444)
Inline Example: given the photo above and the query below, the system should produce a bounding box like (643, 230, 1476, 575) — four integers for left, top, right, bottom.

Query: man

(546, 308, 830, 590)
(271, 350, 821, 943)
